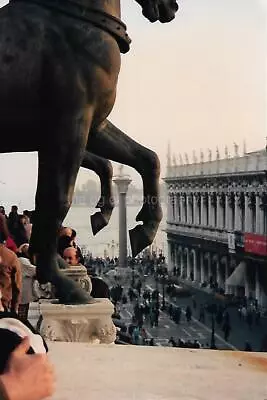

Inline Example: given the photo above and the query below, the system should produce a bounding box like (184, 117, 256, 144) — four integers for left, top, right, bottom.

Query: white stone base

(40, 299, 116, 344)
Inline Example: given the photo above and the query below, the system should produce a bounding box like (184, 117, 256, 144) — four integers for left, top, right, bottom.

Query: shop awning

(226, 261, 246, 287)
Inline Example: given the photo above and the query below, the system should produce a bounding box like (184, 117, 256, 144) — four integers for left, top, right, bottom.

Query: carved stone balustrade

(40, 299, 116, 344)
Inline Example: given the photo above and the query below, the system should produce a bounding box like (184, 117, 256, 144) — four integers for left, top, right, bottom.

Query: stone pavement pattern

(50, 342, 267, 400)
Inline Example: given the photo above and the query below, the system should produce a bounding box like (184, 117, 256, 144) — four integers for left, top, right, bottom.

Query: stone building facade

(165, 148, 267, 308)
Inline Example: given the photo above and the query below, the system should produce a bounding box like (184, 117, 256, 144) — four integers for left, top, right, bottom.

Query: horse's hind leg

(87, 120, 163, 257)
(81, 151, 114, 235)
(30, 120, 92, 304)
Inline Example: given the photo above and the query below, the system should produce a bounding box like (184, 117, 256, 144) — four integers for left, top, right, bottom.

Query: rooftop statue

(0, 0, 178, 303)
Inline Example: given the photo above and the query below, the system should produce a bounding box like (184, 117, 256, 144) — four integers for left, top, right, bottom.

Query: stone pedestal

(61, 265, 92, 294)
(40, 299, 116, 344)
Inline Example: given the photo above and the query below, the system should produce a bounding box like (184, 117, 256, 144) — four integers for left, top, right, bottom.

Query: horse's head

(136, 0, 179, 23)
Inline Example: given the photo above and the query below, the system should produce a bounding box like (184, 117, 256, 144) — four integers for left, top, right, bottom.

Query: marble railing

(50, 342, 267, 400)
(166, 221, 228, 242)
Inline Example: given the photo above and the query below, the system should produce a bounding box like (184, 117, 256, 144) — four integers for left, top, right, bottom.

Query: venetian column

(200, 251, 204, 283)
(255, 194, 264, 234)
(192, 249, 197, 281)
(167, 192, 172, 222)
(216, 193, 222, 229)
(225, 194, 229, 231)
(244, 193, 252, 232)
(185, 248, 190, 279)
(234, 193, 242, 231)
(200, 193, 206, 225)
(208, 193, 214, 227)
(186, 194, 192, 224)
(193, 193, 199, 225)
(180, 193, 185, 223)
(113, 166, 131, 268)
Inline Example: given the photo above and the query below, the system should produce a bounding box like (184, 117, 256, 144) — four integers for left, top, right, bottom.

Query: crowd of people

(0, 204, 109, 400)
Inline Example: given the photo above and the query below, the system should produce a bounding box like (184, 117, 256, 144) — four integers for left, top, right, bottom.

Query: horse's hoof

(91, 212, 109, 235)
(129, 223, 158, 257)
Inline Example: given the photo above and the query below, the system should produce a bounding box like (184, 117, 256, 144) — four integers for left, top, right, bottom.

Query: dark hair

(71, 229, 77, 240)
(57, 235, 73, 257)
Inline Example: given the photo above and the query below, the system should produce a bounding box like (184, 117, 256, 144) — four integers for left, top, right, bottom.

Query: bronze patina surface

(0, 0, 178, 303)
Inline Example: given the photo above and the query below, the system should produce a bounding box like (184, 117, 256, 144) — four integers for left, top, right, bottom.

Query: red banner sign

(244, 233, 267, 256)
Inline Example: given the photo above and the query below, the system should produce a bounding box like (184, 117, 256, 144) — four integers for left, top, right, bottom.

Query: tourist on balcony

(0, 237, 22, 313)
(17, 244, 39, 322)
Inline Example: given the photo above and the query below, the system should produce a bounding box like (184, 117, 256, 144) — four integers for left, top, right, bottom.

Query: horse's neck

(77, 0, 121, 18)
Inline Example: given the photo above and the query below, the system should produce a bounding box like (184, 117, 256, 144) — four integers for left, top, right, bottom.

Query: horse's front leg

(87, 120, 163, 257)
(81, 151, 114, 235)
(29, 116, 92, 304)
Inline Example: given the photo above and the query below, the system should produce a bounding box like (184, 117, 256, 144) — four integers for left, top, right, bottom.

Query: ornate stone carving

(40, 300, 116, 344)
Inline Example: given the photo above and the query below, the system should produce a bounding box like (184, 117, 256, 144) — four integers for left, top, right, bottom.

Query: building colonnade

(167, 190, 267, 235)
(167, 241, 267, 308)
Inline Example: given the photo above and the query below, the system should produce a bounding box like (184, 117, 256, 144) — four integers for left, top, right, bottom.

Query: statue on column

(0, 0, 179, 303)
(207, 149, 212, 162)
(233, 142, 239, 157)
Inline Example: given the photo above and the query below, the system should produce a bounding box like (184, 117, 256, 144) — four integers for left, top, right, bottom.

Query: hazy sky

(0, 0, 266, 209)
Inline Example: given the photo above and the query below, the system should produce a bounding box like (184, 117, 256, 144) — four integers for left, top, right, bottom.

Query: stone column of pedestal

(234, 193, 242, 231)
(113, 171, 131, 268)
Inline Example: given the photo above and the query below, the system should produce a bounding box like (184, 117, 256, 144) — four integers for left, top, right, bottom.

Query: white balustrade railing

(166, 221, 228, 243)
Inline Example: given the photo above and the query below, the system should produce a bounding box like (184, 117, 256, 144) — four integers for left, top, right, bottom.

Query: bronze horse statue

(81, 148, 114, 234)
(0, 0, 178, 303)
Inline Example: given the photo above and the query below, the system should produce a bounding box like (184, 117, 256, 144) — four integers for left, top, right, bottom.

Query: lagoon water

(64, 205, 167, 257)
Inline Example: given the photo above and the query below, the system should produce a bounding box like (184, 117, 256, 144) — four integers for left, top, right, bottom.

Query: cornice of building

(165, 148, 267, 180)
